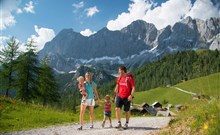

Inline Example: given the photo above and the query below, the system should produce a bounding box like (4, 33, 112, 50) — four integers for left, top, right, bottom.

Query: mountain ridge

(39, 17, 220, 73)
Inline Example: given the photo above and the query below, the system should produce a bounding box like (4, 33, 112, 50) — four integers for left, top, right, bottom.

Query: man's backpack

(117, 73, 133, 91)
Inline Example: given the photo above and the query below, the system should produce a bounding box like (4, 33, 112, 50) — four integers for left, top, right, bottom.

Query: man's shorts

(82, 98, 95, 106)
(104, 111, 111, 117)
(116, 96, 130, 112)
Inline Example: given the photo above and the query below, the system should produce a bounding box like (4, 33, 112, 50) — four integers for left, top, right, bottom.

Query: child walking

(102, 95, 112, 128)
(77, 76, 88, 103)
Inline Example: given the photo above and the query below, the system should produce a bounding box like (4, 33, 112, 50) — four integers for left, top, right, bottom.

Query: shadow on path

(126, 126, 160, 131)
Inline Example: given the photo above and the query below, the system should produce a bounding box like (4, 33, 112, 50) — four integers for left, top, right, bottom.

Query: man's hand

(128, 95, 132, 101)
(112, 96, 115, 103)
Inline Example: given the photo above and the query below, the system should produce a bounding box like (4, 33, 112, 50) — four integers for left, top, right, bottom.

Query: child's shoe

(101, 122, 105, 128)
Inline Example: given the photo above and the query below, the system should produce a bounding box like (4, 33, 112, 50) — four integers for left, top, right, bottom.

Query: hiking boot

(115, 123, 122, 128)
(90, 125, 94, 129)
(101, 122, 105, 128)
(123, 123, 128, 129)
(77, 126, 82, 130)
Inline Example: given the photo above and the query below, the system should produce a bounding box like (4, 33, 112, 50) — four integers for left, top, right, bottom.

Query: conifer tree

(0, 37, 20, 97)
(38, 56, 60, 106)
(16, 39, 39, 103)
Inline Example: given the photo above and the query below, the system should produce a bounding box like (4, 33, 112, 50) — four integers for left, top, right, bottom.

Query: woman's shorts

(82, 98, 95, 106)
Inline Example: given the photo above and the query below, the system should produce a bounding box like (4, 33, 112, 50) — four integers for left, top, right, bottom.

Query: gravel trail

(2, 117, 171, 135)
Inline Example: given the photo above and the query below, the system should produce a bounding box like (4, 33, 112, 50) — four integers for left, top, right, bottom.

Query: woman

(78, 72, 100, 130)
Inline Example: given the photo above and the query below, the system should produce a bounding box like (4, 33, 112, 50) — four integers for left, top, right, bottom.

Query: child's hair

(105, 95, 110, 101)
(77, 76, 84, 82)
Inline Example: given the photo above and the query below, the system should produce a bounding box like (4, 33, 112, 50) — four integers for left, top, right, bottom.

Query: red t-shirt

(104, 102, 111, 112)
(117, 74, 135, 98)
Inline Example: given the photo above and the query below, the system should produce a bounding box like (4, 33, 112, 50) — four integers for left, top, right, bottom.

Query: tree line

(98, 49, 220, 94)
(0, 37, 59, 106)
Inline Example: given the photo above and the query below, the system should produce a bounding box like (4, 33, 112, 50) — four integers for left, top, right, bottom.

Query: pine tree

(38, 56, 60, 106)
(0, 37, 20, 97)
(16, 39, 39, 103)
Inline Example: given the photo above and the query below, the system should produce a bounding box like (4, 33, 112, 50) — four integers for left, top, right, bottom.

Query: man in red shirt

(113, 66, 135, 129)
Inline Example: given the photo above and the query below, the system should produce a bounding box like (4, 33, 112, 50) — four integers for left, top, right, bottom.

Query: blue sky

(1, 0, 219, 51)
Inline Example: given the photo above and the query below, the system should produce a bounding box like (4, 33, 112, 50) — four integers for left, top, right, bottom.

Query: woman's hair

(119, 65, 127, 73)
(85, 72, 92, 77)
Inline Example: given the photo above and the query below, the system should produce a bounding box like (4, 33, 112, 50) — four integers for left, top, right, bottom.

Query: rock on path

(2, 117, 171, 135)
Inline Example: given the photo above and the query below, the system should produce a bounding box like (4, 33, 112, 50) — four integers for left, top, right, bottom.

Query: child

(102, 95, 112, 128)
(77, 76, 88, 103)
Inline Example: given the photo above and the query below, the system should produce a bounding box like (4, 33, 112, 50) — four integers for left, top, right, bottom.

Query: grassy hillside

(133, 72, 220, 106)
(133, 72, 220, 135)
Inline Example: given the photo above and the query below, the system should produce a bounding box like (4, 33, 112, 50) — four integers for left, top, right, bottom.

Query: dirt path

(3, 117, 171, 135)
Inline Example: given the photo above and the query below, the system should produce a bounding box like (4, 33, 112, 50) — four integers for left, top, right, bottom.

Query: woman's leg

(89, 106, 94, 125)
(79, 104, 87, 126)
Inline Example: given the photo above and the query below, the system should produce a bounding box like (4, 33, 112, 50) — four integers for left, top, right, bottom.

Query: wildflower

(203, 123, 208, 130)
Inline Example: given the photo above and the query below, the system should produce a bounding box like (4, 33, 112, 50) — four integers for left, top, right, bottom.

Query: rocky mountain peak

(39, 17, 220, 74)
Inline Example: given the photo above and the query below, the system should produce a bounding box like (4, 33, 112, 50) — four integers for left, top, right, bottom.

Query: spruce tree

(0, 37, 20, 97)
(16, 39, 39, 103)
(38, 56, 60, 106)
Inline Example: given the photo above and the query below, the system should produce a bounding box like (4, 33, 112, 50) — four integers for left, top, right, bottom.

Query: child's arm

(81, 90, 88, 96)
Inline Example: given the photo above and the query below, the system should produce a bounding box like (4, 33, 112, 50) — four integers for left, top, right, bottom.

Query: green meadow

(1, 72, 220, 134)
(133, 73, 220, 105)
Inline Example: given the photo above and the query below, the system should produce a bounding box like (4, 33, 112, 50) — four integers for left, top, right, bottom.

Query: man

(113, 66, 135, 129)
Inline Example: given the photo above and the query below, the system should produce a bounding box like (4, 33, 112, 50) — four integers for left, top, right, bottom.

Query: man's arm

(112, 84, 118, 102)
(128, 86, 135, 101)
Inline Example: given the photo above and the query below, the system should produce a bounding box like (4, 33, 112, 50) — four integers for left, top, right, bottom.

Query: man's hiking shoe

(123, 123, 128, 129)
(115, 123, 122, 128)
(90, 125, 94, 129)
(77, 126, 82, 130)
(101, 122, 105, 128)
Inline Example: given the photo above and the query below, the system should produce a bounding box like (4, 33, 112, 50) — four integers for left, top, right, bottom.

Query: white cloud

(72, 1, 84, 9)
(0, 0, 18, 30)
(80, 29, 96, 37)
(107, 0, 153, 31)
(186, 0, 219, 20)
(23, 1, 35, 14)
(0, 36, 10, 51)
(0, 0, 36, 30)
(143, 0, 192, 29)
(85, 6, 99, 17)
(107, 0, 219, 31)
(28, 25, 55, 51)
(16, 8, 23, 14)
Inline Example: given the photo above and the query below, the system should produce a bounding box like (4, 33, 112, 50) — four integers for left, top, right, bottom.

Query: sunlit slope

(134, 72, 220, 105)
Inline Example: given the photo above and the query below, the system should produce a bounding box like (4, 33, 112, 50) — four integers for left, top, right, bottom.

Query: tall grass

(160, 99, 220, 135)
(0, 97, 116, 133)
(0, 97, 75, 132)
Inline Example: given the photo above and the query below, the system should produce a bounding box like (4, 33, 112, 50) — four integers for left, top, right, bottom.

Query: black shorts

(104, 111, 111, 117)
(116, 96, 130, 112)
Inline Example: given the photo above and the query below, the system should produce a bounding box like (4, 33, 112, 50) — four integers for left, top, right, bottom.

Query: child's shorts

(104, 111, 111, 117)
